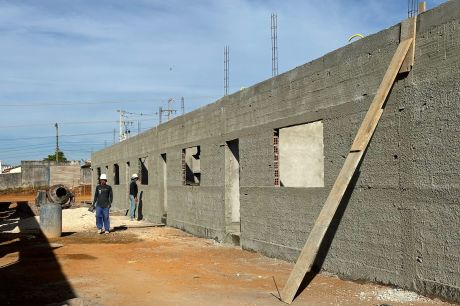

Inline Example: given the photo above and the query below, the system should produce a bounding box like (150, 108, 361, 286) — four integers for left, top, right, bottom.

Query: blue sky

(0, 0, 448, 165)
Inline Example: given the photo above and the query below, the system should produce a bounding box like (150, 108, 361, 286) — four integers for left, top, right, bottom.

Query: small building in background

(0, 160, 91, 191)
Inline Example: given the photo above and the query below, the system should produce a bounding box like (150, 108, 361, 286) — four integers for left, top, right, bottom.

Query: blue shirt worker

(129, 173, 139, 221)
(93, 174, 113, 234)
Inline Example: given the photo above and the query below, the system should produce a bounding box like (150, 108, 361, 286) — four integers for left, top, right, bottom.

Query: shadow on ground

(0, 201, 76, 305)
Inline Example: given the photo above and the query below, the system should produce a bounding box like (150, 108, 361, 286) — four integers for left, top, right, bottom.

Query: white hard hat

(131, 173, 138, 179)
(100, 174, 107, 180)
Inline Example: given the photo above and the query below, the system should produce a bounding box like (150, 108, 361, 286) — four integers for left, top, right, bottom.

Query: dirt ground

(0, 195, 456, 306)
(0, 185, 92, 204)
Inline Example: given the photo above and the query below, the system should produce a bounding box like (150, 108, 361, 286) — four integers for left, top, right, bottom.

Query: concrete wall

(0, 161, 89, 190)
(80, 167, 92, 185)
(21, 161, 50, 187)
(91, 1, 460, 302)
(49, 165, 81, 187)
(0, 173, 22, 190)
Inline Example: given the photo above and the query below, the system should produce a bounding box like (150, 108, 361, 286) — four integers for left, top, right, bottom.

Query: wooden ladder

(280, 16, 417, 304)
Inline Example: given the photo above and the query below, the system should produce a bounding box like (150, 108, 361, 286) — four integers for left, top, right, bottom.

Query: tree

(44, 150, 68, 162)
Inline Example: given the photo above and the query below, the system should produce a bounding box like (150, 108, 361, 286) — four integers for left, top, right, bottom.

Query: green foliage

(44, 150, 68, 162)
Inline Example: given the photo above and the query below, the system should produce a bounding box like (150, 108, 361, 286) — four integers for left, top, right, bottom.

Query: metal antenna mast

(224, 46, 229, 96)
(407, 0, 419, 17)
(271, 13, 279, 77)
(167, 98, 173, 121)
(117, 109, 133, 142)
(158, 98, 177, 124)
(54, 123, 59, 164)
(181, 96, 185, 115)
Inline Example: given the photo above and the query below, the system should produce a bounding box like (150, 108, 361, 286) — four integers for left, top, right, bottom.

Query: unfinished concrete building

(92, 1, 460, 302)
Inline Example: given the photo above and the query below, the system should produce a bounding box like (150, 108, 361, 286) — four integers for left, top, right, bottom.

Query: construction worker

(93, 173, 113, 234)
(129, 173, 139, 221)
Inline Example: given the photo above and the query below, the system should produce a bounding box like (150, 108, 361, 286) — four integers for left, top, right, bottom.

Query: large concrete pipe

(40, 203, 62, 238)
(47, 184, 71, 205)
(39, 184, 72, 238)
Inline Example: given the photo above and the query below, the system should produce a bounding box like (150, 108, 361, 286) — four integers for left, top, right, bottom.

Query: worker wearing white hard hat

(129, 173, 139, 221)
(92, 173, 113, 234)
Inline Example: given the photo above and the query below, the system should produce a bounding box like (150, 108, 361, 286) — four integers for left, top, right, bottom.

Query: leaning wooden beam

(419, 1, 427, 14)
(399, 17, 417, 74)
(279, 35, 414, 304)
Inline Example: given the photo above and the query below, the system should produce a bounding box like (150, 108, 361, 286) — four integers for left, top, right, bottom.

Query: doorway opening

(225, 139, 240, 238)
(160, 153, 167, 224)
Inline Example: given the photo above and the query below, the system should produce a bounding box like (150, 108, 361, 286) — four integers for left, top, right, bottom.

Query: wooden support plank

(352, 38, 413, 151)
(400, 17, 417, 73)
(279, 37, 413, 304)
(419, 2, 427, 14)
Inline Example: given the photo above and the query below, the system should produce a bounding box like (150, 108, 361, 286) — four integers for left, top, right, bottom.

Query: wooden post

(279, 21, 416, 303)
(419, 1, 427, 14)
(399, 17, 417, 73)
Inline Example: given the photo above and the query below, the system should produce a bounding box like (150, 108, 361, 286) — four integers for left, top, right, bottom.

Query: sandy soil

(0, 200, 455, 305)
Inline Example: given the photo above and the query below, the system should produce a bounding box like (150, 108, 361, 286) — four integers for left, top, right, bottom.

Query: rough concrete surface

(0, 202, 454, 306)
(279, 121, 324, 187)
(92, 1, 460, 302)
(0, 173, 21, 190)
(0, 161, 84, 191)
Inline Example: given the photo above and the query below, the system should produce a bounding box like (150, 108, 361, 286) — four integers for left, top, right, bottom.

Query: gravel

(359, 287, 435, 303)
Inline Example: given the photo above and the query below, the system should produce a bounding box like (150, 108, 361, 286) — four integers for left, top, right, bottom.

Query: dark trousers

(96, 206, 110, 231)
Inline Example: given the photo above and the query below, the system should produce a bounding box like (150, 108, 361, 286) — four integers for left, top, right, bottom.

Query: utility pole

(271, 12, 279, 77)
(113, 128, 116, 144)
(159, 107, 163, 124)
(54, 123, 59, 164)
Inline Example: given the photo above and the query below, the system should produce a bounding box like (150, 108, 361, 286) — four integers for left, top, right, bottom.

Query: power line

(1, 140, 109, 148)
(0, 117, 158, 128)
(0, 131, 113, 141)
(0, 96, 218, 107)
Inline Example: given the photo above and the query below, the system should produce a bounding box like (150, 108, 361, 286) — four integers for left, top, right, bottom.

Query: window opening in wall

(138, 157, 148, 185)
(182, 146, 201, 186)
(276, 121, 324, 188)
(225, 139, 240, 227)
(125, 161, 130, 194)
(125, 161, 130, 183)
(113, 164, 120, 185)
(96, 167, 101, 184)
(160, 153, 167, 223)
(126, 161, 130, 184)
(273, 130, 280, 186)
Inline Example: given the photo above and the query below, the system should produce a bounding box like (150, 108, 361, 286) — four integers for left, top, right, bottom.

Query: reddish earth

(0, 194, 454, 306)
(0, 186, 92, 204)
